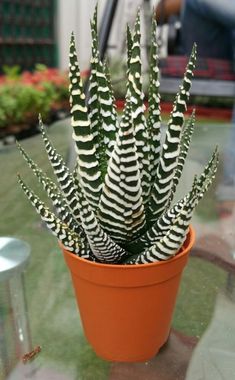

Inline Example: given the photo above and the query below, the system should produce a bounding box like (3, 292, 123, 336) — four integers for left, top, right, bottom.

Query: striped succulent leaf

(97, 95, 146, 243)
(72, 178, 128, 263)
(195, 146, 219, 198)
(103, 59, 117, 116)
(17, 142, 81, 234)
(127, 194, 186, 254)
(147, 44, 197, 223)
(17, 175, 92, 259)
(88, 7, 102, 155)
(128, 10, 151, 203)
(126, 184, 199, 264)
(126, 176, 198, 254)
(19, 132, 128, 263)
(127, 146, 218, 255)
(39, 118, 82, 225)
(69, 33, 102, 210)
(95, 57, 118, 159)
(126, 24, 133, 90)
(166, 110, 196, 208)
(79, 213, 128, 263)
(90, 4, 98, 52)
(89, 7, 118, 161)
(147, 16, 161, 184)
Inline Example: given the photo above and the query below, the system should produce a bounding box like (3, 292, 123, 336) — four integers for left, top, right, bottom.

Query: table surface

(0, 116, 234, 380)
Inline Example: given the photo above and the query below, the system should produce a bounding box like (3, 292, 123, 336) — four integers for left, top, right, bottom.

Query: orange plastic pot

(61, 226, 195, 362)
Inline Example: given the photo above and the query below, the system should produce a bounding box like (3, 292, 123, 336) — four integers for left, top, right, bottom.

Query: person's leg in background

(180, 0, 235, 59)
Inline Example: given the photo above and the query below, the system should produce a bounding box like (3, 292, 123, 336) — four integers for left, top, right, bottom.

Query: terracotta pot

(61, 226, 195, 362)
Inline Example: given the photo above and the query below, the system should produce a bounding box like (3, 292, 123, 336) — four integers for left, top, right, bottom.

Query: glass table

(0, 116, 234, 379)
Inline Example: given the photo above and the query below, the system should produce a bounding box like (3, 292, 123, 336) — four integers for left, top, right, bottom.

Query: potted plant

(17, 9, 218, 362)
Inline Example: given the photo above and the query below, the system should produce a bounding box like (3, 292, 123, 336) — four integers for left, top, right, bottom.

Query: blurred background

(0, 0, 234, 141)
(0, 0, 154, 141)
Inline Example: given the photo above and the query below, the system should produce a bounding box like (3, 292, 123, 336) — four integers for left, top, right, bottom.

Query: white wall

(57, 0, 99, 71)
(57, 0, 159, 71)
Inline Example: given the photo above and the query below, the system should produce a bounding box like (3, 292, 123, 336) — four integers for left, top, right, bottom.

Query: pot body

(62, 226, 195, 362)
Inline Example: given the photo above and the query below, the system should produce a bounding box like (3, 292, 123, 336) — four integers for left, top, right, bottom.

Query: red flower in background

(20, 68, 69, 88)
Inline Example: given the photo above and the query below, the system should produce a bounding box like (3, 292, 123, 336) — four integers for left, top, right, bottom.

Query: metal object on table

(0, 237, 31, 378)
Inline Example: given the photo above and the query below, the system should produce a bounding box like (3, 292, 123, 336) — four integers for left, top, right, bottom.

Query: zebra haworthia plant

(17, 10, 218, 265)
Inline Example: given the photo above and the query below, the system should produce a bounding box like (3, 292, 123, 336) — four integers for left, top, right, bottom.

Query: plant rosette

(17, 8, 218, 362)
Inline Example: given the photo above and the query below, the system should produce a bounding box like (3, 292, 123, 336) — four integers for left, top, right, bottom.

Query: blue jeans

(222, 108, 235, 186)
(180, 0, 235, 200)
(180, 0, 235, 61)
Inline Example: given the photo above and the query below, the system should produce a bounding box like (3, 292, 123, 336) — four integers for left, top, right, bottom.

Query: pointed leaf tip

(70, 32, 76, 49)
(38, 113, 42, 124)
(134, 8, 141, 27)
(92, 3, 98, 19)
(192, 43, 197, 57)
(38, 115, 44, 133)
